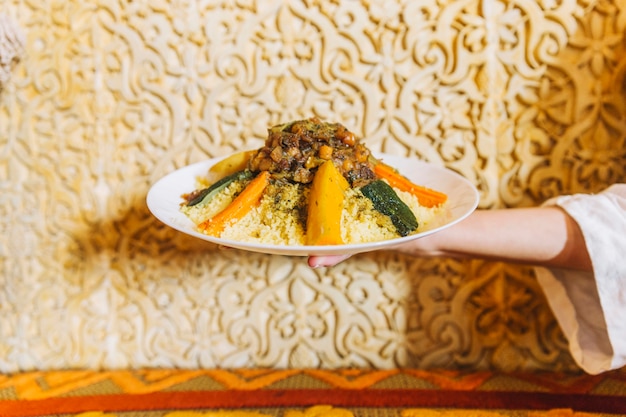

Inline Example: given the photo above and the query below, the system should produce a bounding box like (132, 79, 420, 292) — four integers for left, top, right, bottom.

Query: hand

(307, 254, 352, 268)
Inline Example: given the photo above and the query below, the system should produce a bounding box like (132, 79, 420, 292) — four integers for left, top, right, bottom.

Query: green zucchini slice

(361, 180, 418, 237)
(186, 169, 254, 207)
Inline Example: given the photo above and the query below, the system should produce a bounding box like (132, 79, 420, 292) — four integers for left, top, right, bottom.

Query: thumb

(307, 254, 352, 268)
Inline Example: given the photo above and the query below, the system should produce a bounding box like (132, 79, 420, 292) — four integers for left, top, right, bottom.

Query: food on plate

(180, 118, 448, 246)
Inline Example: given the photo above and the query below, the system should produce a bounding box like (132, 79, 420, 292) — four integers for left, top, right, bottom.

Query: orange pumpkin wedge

(306, 160, 349, 245)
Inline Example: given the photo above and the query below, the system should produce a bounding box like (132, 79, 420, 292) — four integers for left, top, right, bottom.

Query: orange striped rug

(1, 368, 625, 416)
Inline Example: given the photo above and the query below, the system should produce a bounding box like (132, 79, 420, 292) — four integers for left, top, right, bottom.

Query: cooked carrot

(374, 161, 447, 207)
(199, 170, 271, 236)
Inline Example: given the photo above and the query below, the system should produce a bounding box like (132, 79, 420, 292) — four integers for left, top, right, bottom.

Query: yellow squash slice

(306, 160, 349, 245)
(207, 150, 256, 183)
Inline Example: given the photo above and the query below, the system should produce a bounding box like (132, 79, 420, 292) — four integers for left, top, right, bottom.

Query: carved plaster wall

(0, 0, 625, 373)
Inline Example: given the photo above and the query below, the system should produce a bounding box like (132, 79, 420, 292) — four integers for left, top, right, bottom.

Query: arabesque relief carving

(0, 0, 624, 373)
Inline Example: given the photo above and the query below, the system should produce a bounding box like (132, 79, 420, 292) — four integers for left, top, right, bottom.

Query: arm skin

(308, 207, 593, 271)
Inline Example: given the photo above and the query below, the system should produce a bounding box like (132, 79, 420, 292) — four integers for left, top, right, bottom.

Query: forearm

(401, 207, 592, 271)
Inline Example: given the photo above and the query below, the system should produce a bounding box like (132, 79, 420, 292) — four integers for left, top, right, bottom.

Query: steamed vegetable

(186, 169, 254, 207)
(206, 150, 256, 183)
(361, 179, 418, 236)
(306, 160, 349, 245)
(373, 161, 447, 208)
(199, 170, 271, 236)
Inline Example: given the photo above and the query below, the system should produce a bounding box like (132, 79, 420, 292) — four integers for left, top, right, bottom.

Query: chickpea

(318, 145, 333, 160)
(336, 126, 356, 146)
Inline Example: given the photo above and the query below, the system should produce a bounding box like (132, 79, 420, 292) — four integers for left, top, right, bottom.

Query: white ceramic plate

(146, 153, 480, 256)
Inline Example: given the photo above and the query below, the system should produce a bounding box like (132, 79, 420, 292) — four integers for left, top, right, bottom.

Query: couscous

(181, 118, 449, 246)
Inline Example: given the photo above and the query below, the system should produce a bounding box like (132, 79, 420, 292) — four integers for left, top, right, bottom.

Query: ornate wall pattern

(0, 0, 625, 373)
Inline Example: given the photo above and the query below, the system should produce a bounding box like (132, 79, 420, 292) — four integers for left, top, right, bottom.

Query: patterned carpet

(1, 368, 626, 417)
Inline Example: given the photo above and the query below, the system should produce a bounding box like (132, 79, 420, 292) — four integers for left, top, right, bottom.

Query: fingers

(307, 254, 352, 268)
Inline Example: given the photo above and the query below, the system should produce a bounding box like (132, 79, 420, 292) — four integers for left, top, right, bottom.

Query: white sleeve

(534, 184, 626, 374)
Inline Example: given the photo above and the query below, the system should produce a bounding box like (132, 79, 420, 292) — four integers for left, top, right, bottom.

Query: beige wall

(1, 0, 625, 373)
